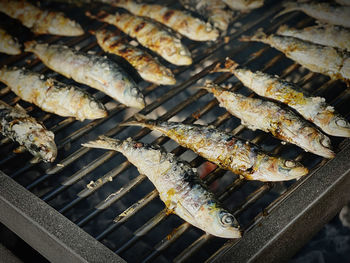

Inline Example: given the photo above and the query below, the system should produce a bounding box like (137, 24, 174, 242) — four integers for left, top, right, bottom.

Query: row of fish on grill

(1, 0, 350, 238)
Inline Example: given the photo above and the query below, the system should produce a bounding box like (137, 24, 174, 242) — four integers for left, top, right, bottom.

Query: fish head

(80, 97, 108, 120)
(30, 129, 57, 162)
(324, 115, 350, 137)
(310, 131, 335, 159)
(247, 154, 308, 181)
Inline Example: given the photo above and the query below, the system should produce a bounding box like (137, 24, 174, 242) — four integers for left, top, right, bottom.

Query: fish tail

(24, 40, 37, 52)
(273, 2, 299, 20)
(120, 113, 154, 128)
(276, 24, 290, 35)
(82, 135, 122, 151)
(211, 58, 239, 74)
(239, 28, 267, 42)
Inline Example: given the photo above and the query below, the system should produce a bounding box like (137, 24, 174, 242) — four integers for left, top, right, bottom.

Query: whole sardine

(180, 0, 233, 32)
(86, 11, 192, 66)
(24, 41, 145, 109)
(222, 0, 264, 11)
(0, 67, 107, 121)
(274, 2, 350, 28)
(83, 136, 241, 238)
(203, 82, 335, 158)
(277, 24, 350, 52)
(0, 0, 84, 36)
(105, 0, 219, 41)
(240, 29, 350, 83)
(0, 100, 57, 162)
(0, 28, 21, 55)
(92, 28, 175, 85)
(215, 58, 350, 137)
(121, 114, 308, 181)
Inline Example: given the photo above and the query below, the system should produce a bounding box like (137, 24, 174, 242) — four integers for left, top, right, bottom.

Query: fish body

(92, 28, 175, 85)
(220, 59, 350, 137)
(24, 41, 145, 109)
(203, 83, 335, 158)
(277, 24, 350, 52)
(0, 28, 21, 55)
(275, 2, 350, 28)
(222, 0, 264, 10)
(107, 0, 219, 41)
(180, 0, 233, 32)
(86, 11, 192, 66)
(241, 30, 350, 83)
(0, 0, 84, 36)
(0, 100, 57, 162)
(83, 136, 241, 238)
(122, 115, 308, 181)
(0, 67, 107, 121)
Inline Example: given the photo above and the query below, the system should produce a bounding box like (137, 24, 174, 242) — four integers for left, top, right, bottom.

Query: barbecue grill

(1, 0, 350, 262)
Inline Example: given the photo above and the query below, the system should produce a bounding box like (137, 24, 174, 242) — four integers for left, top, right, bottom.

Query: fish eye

(319, 135, 331, 148)
(283, 160, 296, 168)
(335, 118, 348, 128)
(220, 212, 235, 226)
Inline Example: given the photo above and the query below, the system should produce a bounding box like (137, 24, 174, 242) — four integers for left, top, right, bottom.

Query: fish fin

(276, 24, 290, 35)
(82, 135, 122, 151)
(24, 40, 37, 52)
(211, 58, 239, 74)
(239, 28, 267, 42)
(119, 113, 151, 128)
(85, 10, 108, 20)
(273, 2, 299, 20)
(14, 104, 27, 114)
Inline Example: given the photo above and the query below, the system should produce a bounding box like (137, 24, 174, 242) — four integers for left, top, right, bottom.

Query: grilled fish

(0, 28, 21, 55)
(92, 28, 175, 85)
(335, 0, 350, 6)
(0, 0, 84, 36)
(83, 136, 241, 238)
(203, 82, 335, 158)
(217, 59, 350, 137)
(274, 2, 350, 28)
(106, 0, 219, 41)
(277, 24, 350, 52)
(240, 30, 350, 83)
(121, 114, 308, 181)
(0, 100, 57, 162)
(24, 41, 145, 109)
(180, 0, 233, 32)
(222, 0, 264, 11)
(86, 11, 192, 66)
(0, 67, 107, 121)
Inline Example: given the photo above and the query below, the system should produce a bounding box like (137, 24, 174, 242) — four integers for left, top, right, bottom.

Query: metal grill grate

(1, 1, 350, 262)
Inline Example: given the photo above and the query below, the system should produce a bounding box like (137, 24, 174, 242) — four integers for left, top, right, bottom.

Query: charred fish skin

(0, 28, 21, 55)
(121, 115, 309, 182)
(92, 28, 176, 85)
(240, 30, 350, 83)
(107, 0, 219, 41)
(24, 41, 145, 109)
(0, 101, 57, 162)
(274, 2, 350, 28)
(0, 0, 84, 36)
(277, 24, 350, 52)
(86, 11, 192, 66)
(220, 59, 350, 138)
(222, 0, 264, 11)
(203, 82, 335, 159)
(83, 136, 241, 238)
(179, 0, 233, 32)
(0, 67, 107, 121)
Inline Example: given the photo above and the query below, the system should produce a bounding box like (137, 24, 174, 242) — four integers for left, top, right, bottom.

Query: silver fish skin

(86, 11, 192, 66)
(203, 82, 335, 159)
(24, 41, 145, 109)
(274, 2, 350, 28)
(0, 0, 84, 36)
(277, 24, 350, 52)
(240, 30, 350, 83)
(0, 100, 57, 162)
(0, 67, 107, 121)
(222, 0, 264, 11)
(105, 0, 219, 41)
(92, 28, 175, 85)
(180, 0, 233, 32)
(83, 136, 241, 238)
(0, 27, 21, 55)
(121, 114, 309, 182)
(218, 59, 350, 137)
